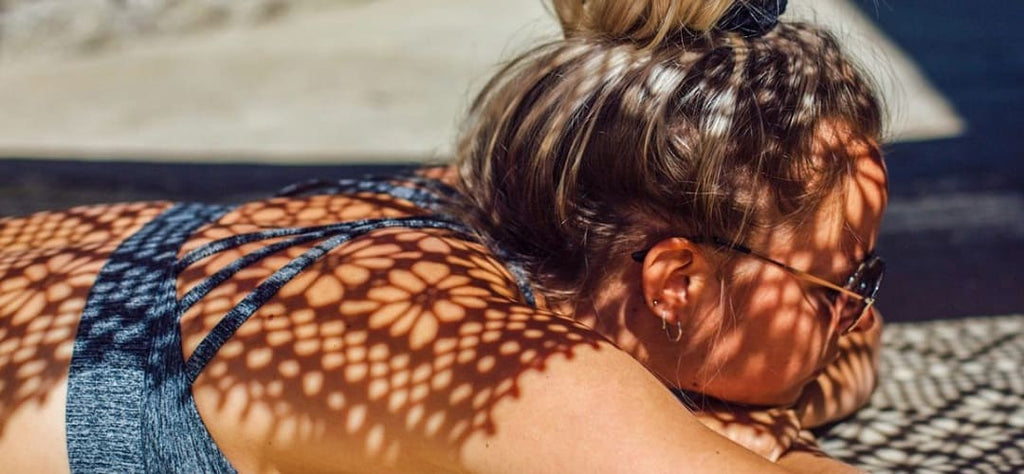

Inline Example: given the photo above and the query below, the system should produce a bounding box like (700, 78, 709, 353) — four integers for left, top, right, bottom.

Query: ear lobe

(641, 237, 711, 321)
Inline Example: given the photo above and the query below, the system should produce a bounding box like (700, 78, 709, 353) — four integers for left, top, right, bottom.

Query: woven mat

(815, 315, 1024, 473)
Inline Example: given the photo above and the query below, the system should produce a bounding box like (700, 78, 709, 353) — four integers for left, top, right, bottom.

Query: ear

(641, 237, 713, 324)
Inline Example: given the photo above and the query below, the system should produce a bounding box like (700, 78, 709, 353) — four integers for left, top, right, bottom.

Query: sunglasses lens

(839, 256, 885, 331)
(856, 257, 885, 299)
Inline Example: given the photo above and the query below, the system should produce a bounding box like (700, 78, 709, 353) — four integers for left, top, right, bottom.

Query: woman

(0, 0, 887, 472)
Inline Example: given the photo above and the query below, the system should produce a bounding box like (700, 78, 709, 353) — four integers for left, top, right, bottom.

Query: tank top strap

(68, 176, 537, 473)
(179, 214, 479, 382)
(66, 202, 235, 473)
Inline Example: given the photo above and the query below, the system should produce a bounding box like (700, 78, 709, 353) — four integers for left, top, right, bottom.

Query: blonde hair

(553, 0, 735, 47)
(454, 0, 882, 301)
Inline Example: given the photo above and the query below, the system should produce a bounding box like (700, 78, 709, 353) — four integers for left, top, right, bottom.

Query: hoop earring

(661, 312, 683, 342)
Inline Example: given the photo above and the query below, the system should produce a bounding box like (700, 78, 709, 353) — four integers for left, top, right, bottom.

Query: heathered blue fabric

(66, 203, 231, 473)
(66, 177, 536, 473)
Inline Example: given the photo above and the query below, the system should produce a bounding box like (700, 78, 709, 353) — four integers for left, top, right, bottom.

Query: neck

(568, 274, 659, 370)
(563, 271, 702, 391)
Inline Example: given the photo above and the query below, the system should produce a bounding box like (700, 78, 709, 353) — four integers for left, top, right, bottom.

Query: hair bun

(718, 0, 788, 37)
(552, 0, 787, 45)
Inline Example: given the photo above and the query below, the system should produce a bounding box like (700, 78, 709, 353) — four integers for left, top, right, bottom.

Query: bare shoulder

(183, 221, 790, 473)
(454, 329, 802, 474)
(213, 192, 428, 230)
(181, 213, 539, 471)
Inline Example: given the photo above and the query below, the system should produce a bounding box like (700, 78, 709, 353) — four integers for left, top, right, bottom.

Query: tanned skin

(0, 170, 880, 473)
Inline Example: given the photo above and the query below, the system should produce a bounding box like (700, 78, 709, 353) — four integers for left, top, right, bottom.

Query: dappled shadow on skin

(175, 195, 601, 470)
(220, 193, 428, 229)
(796, 324, 879, 426)
(0, 202, 168, 435)
(678, 389, 802, 456)
(677, 131, 887, 411)
(613, 133, 890, 461)
(0, 189, 604, 470)
(0, 142, 886, 466)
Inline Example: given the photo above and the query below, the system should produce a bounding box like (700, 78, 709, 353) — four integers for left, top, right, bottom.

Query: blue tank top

(65, 176, 535, 473)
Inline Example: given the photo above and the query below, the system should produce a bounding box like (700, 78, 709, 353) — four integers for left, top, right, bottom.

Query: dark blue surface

(852, 0, 1024, 320)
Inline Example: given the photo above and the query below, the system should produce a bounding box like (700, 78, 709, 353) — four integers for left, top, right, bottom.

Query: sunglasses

(631, 236, 885, 335)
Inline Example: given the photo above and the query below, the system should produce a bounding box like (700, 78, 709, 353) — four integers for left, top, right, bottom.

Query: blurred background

(0, 0, 1020, 322)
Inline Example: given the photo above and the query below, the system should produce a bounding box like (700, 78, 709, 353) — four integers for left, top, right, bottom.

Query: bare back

(0, 186, 841, 474)
(0, 190, 606, 473)
(0, 202, 170, 472)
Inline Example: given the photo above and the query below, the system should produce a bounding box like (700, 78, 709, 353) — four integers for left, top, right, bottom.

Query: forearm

(795, 310, 883, 427)
(686, 312, 884, 463)
(777, 449, 864, 473)
(776, 432, 865, 473)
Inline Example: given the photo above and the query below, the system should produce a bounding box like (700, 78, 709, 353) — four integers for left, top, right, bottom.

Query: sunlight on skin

(572, 122, 888, 409)
(0, 189, 603, 472)
(171, 194, 602, 472)
(0, 156, 887, 472)
(0, 202, 169, 472)
(686, 127, 887, 406)
(794, 311, 881, 428)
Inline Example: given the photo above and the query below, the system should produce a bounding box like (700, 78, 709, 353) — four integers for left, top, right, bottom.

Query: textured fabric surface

(66, 202, 231, 473)
(817, 315, 1024, 473)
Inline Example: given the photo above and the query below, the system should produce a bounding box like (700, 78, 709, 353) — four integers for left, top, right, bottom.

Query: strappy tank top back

(65, 176, 535, 473)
